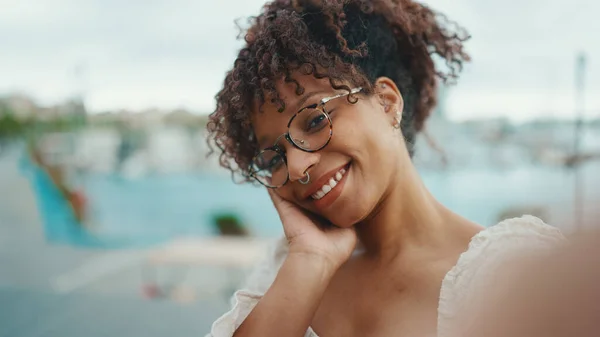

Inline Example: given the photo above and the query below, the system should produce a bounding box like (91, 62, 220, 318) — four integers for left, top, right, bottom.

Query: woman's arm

(230, 190, 356, 337)
(209, 189, 356, 337)
(234, 253, 335, 337)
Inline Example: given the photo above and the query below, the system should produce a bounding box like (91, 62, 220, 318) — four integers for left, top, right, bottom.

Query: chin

(326, 203, 371, 228)
(330, 219, 356, 228)
(330, 190, 378, 228)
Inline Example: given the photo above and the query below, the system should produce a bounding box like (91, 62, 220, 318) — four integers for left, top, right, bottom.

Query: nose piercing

(299, 171, 310, 185)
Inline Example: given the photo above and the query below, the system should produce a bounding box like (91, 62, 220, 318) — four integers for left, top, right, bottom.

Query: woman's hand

(268, 190, 357, 270)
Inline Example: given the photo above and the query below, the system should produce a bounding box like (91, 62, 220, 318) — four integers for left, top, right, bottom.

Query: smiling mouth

(310, 163, 350, 200)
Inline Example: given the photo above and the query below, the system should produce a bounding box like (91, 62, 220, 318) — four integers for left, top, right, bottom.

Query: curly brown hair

(207, 0, 470, 183)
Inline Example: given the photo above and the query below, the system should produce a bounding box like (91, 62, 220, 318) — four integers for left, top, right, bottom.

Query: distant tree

(0, 114, 24, 139)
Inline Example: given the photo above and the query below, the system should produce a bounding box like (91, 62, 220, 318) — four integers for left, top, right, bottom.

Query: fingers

(267, 188, 330, 231)
(267, 189, 288, 213)
(268, 189, 316, 227)
(306, 212, 333, 230)
(267, 188, 297, 219)
(267, 188, 282, 204)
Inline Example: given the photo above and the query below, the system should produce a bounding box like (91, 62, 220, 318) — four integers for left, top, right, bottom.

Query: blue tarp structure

(19, 153, 128, 248)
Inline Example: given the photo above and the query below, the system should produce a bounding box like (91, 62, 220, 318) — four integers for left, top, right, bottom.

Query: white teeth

(311, 165, 349, 200)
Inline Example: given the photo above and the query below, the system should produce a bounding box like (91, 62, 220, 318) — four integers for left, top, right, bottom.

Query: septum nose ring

(299, 171, 310, 185)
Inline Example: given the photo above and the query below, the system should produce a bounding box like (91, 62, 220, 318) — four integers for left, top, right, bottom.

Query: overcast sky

(1, 0, 598, 121)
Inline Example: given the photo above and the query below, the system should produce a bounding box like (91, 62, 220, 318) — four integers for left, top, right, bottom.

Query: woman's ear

(374, 77, 404, 124)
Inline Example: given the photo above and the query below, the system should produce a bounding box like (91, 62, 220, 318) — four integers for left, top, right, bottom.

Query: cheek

(275, 186, 296, 203)
(341, 114, 396, 165)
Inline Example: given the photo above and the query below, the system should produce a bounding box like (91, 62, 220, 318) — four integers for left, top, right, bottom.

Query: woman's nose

(286, 147, 319, 182)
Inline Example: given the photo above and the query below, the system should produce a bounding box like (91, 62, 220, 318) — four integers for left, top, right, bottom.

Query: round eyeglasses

(250, 87, 362, 188)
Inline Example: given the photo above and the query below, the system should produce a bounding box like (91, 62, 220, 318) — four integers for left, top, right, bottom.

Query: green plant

(211, 212, 249, 237)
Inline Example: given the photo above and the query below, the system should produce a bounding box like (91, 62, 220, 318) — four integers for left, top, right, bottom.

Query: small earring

(393, 111, 401, 129)
(381, 83, 387, 88)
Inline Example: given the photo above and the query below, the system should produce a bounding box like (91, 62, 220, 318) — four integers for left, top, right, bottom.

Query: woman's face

(251, 74, 407, 227)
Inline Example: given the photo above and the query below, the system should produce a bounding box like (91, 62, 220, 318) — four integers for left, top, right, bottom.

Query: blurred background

(0, 0, 599, 336)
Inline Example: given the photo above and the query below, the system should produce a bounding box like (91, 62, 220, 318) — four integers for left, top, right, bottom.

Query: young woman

(205, 1, 566, 336)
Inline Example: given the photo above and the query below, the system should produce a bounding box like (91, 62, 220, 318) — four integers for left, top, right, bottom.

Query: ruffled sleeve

(437, 215, 566, 337)
(204, 237, 320, 337)
(205, 237, 288, 337)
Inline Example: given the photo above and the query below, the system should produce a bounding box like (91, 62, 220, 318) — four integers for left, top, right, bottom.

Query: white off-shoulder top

(206, 215, 566, 337)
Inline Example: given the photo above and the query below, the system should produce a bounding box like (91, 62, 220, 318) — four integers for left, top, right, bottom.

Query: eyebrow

(256, 90, 327, 149)
(294, 90, 326, 112)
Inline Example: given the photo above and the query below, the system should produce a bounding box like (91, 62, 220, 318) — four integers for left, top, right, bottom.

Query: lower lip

(311, 163, 351, 210)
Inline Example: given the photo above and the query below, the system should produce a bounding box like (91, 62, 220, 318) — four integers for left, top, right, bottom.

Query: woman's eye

(269, 156, 284, 171)
(309, 114, 325, 128)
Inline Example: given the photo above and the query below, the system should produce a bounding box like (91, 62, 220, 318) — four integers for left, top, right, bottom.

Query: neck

(355, 161, 480, 262)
